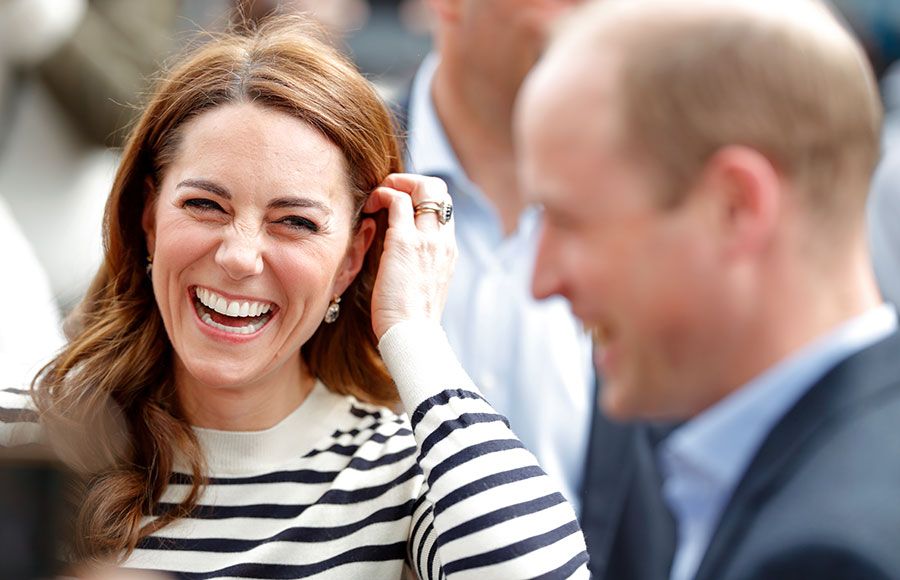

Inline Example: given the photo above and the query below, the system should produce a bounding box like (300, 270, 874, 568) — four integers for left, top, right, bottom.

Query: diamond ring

(413, 200, 453, 225)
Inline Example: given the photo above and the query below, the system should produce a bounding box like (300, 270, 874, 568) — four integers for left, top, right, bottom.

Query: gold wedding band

(413, 200, 453, 224)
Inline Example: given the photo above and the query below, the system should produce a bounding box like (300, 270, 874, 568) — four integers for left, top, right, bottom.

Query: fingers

(380, 173, 450, 205)
(366, 173, 457, 338)
(365, 185, 414, 229)
(364, 174, 452, 234)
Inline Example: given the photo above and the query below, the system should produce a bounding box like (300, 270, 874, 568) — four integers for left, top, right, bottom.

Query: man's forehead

(524, 45, 591, 112)
(519, 51, 621, 153)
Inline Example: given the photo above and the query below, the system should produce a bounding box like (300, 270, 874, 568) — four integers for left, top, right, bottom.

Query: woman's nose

(214, 227, 264, 280)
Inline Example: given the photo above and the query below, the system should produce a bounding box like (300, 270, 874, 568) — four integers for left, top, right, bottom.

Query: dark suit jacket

(693, 329, 900, 580)
(585, 327, 900, 580)
(580, 403, 676, 579)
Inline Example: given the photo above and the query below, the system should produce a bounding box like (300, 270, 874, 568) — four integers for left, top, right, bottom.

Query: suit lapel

(607, 423, 678, 580)
(694, 330, 900, 580)
(580, 392, 637, 577)
(582, 376, 678, 579)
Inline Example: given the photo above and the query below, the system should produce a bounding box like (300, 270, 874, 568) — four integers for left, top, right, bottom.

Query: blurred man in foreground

(517, 0, 900, 578)
(403, 4, 676, 575)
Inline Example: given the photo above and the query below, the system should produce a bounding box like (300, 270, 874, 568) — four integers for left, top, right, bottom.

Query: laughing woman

(0, 16, 588, 580)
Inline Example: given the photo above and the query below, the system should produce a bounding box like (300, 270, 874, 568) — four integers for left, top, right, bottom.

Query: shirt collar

(405, 52, 543, 241)
(660, 303, 899, 491)
(406, 53, 465, 182)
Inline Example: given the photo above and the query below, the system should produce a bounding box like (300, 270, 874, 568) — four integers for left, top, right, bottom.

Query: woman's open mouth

(191, 286, 276, 335)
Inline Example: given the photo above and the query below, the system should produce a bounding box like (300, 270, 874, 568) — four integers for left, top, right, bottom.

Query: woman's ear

(333, 217, 377, 296)
(142, 178, 158, 255)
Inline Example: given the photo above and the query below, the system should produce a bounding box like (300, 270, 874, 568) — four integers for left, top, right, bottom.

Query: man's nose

(531, 225, 564, 301)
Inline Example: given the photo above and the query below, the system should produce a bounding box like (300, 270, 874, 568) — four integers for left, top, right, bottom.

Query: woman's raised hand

(364, 174, 457, 340)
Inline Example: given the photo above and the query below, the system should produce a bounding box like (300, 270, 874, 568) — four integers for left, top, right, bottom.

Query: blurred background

(0, 0, 899, 355)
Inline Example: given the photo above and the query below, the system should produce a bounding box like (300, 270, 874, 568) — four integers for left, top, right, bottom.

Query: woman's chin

(178, 359, 267, 392)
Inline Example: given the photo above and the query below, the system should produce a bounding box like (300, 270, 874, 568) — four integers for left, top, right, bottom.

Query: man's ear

(142, 178, 158, 256)
(333, 217, 377, 296)
(700, 145, 780, 259)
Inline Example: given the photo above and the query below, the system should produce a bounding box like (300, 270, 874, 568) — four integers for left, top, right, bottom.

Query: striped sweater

(0, 322, 589, 579)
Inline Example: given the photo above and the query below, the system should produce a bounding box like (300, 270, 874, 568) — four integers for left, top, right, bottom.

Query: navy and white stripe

(0, 322, 589, 578)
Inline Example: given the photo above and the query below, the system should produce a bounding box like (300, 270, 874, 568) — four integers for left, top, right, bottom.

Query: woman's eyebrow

(176, 180, 332, 216)
(268, 196, 333, 216)
(176, 178, 231, 199)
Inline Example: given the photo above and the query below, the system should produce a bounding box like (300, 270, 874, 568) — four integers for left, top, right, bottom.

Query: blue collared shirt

(659, 304, 899, 580)
(404, 53, 594, 512)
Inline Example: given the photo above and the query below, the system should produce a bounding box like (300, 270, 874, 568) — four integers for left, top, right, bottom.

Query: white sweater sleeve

(379, 321, 590, 579)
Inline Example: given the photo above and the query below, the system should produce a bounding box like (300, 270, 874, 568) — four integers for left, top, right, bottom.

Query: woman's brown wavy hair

(33, 15, 401, 562)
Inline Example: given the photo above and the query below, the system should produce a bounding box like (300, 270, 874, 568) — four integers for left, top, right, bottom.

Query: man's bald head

(515, 0, 886, 419)
(525, 0, 882, 232)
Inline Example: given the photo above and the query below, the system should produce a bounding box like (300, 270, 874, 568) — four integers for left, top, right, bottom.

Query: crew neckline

(188, 380, 348, 476)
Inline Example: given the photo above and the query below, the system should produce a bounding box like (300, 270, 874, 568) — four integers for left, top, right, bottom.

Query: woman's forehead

(162, 104, 354, 208)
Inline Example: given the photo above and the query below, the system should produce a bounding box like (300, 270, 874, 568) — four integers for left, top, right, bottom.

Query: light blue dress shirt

(659, 304, 898, 580)
(404, 53, 594, 512)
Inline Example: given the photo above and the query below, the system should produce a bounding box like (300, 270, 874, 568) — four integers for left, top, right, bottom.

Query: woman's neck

(174, 353, 315, 431)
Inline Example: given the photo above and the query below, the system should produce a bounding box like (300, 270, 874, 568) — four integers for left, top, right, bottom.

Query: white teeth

(214, 296, 227, 315)
(195, 287, 274, 319)
(200, 312, 268, 335)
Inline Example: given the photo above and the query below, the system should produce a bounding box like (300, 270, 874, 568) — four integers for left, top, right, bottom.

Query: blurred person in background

(234, 0, 433, 101)
(235, 0, 372, 37)
(518, 0, 900, 578)
(0, 198, 64, 386)
(0, 0, 73, 385)
(404, 0, 590, 514)
(868, 60, 900, 307)
(0, 17, 589, 578)
(0, 0, 191, 313)
(402, 1, 674, 577)
(831, 0, 900, 78)
(862, 0, 900, 311)
(834, 0, 900, 308)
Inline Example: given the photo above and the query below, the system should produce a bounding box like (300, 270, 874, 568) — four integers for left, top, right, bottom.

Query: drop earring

(146, 255, 153, 276)
(324, 295, 341, 323)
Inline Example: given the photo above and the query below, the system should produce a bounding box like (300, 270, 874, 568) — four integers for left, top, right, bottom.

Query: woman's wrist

(377, 320, 477, 413)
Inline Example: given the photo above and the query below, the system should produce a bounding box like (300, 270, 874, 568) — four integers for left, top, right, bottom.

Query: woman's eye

(276, 216, 319, 232)
(183, 198, 224, 212)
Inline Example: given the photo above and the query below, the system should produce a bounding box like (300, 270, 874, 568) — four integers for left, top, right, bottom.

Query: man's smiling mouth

(192, 286, 275, 335)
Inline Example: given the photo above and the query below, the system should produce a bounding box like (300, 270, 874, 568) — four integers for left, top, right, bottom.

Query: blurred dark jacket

(694, 330, 900, 580)
(581, 405, 676, 579)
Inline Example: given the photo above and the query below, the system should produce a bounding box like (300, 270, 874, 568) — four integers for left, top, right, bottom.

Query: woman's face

(142, 103, 372, 395)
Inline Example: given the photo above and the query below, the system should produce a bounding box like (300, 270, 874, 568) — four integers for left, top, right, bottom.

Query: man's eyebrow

(176, 178, 231, 199)
(268, 196, 333, 215)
